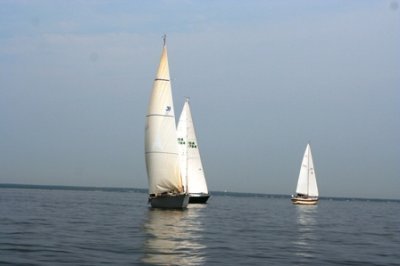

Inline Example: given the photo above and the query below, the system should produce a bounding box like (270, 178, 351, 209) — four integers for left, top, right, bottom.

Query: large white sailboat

(144, 36, 189, 209)
(291, 143, 319, 205)
(177, 98, 210, 204)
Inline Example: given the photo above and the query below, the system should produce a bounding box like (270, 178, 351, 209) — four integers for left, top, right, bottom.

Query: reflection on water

(293, 205, 318, 259)
(141, 205, 207, 265)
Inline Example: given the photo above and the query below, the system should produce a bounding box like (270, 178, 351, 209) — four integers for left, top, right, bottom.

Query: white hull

(291, 196, 319, 205)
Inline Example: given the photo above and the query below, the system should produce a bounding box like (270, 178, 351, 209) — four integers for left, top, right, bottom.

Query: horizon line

(0, 183, 398, 202)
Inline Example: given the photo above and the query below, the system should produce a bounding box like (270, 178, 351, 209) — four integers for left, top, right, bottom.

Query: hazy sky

(0, 1, 399, 199)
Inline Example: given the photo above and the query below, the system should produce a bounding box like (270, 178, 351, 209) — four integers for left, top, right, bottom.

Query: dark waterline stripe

(146, 114, 174, 118)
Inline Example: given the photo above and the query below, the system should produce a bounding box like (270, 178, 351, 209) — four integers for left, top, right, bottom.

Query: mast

(185, 97, 189, 194)
(307, 144, 309, 196)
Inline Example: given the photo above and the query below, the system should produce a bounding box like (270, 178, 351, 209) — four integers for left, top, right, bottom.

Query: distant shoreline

(0, 183, 398, 202)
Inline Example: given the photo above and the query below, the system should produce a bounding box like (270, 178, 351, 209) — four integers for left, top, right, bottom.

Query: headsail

(177, 99, 208, 194)
(295, 144, 318, 197)
(145, 39, 183, 195)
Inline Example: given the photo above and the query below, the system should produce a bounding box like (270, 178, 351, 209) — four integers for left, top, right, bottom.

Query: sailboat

(144, 35, 189, 209)
(177, 98, 210, 204)
(291, 143, 319, 205)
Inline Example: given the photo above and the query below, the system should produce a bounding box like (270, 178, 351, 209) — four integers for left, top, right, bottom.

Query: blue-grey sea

(0, 184, 399, 265)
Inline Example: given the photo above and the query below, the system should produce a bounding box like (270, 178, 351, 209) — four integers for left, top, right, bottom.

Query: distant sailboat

(291, 143, 319, 205)
(144, 35, 189, 209)
(177, 98, 210, 204)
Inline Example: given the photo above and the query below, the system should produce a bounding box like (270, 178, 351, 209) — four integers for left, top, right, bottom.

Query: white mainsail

(295, 144, 319, 197)
(145, 40, 183, 195)
(177, 99, 208, 195)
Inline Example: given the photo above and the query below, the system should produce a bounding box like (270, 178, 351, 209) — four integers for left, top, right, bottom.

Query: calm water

(0, 185, 399, 265)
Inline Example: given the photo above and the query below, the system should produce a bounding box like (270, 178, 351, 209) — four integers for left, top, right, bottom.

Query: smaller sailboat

(177, 98, 210, 204)
(291, 143, 319, 205)
(144, 35, 189, 209)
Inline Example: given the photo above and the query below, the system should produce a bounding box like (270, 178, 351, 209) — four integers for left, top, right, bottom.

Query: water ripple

(0, 188, 399, 265)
